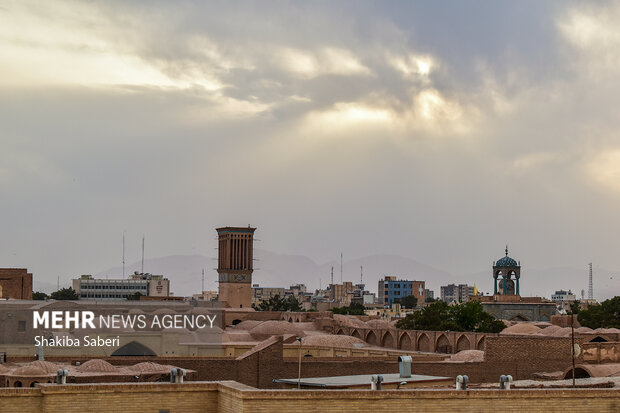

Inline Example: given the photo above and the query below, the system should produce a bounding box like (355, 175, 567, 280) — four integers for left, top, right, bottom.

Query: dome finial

(505, 245, 508, 256)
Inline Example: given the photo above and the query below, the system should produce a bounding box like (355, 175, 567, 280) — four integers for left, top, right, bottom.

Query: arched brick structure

(351, 329, 363, 339)
(435, 334, 451, 353)
(399, 333, 413, 350)
(336, 329, 346, 335)
(366, 331, 379, 346)
(456, 335, 470, 352)
(382, 332, 395, 348)
(477, 336, 485, 350)
(417, 333, 431, 352)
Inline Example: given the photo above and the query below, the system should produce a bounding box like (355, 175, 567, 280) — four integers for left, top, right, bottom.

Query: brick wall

(0, 268, 33, 300)
(28, 334, 587, 388)
(1, 381, 619, 413)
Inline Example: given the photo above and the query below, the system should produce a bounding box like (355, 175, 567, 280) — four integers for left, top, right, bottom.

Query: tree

(126, 292, 143, 301)
(396, 300, 505, 333)
(50, 287, 79, 300)
(330, 302, 366, 315)
(578, 297, 620, 329)
(252, 294, 301, 312)
(568, 300, 581, 315)
(394, 295, 418, 309)
(396, 301, 450, 330)
(32, 291, 48, 300)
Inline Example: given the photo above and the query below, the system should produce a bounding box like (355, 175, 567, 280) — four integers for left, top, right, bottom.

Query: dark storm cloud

(0, 0, 619, 299)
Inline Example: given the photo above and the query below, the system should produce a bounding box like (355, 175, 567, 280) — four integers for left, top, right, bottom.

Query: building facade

(252, 285, 286, 305)
(72, 272, 170, 300)
(440, 284, 476, 303)
(378, 276, 425, 307)
(217, 226, 256, 309)
(551, 290, 577, 312)
(0, 268, 32, 300)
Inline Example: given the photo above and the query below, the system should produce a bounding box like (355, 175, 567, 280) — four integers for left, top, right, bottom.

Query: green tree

(568, 300, 581, 315)
(50, 287, 79, 300)
(252, 294, 301, 312)
(394, 295, 418, 309)
(32, 291, 48, 300)
(126, 292, 143, 301)
(396, 301, 451, 330)
(330, 302, 366, 315)
(578, 297, 620, 329)
(396, 300, 505, 333)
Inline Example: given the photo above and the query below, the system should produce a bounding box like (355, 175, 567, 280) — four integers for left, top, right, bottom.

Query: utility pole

(297, 336, 303, 389)
(588, 263, 593, 300)
(571, 314, 576, 388)
(122, 232, 126, 278)
(340, 252, 343, 284)
(141, 236, 145, 274)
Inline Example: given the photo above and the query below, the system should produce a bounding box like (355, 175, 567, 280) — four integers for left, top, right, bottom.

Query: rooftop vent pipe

(398, 356, 412, 378)
(456, 375, 469, 390)
(371, 374, 384, 390)
(170, 368, 187, 384)
(499, 375, 513, 390)
(56, 369, 68, 384)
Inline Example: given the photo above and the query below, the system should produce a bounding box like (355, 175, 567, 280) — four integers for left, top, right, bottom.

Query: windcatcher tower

(216, 226, 256, 308)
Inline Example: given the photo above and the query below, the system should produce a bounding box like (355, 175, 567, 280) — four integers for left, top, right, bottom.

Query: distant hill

(94, 249, 456, 297)
(90, 250, 618, 300)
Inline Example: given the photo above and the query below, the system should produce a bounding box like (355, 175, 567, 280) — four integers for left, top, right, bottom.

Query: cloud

(585, 149, 620, 194)
(1, 0, 620, 301)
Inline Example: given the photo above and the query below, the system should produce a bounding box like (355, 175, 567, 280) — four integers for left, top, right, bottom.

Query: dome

(500, 323, 541, 335)
(77, 359, 117, 373)
(28, 360, 62, 374)
(11, 365, 50, 377)
(495, 246, 518, 267)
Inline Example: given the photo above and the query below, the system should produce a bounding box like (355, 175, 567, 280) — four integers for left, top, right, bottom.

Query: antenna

(331, 266, 334, 285)
(122, 232, 126, 278)
(360, 265, 363, 285)
(588, 263, 593, 300)
(202, 268, 205, 292)
(141, 235, 145, 274)
(57, 275, 59, 291)
(340, 253, 343, 283)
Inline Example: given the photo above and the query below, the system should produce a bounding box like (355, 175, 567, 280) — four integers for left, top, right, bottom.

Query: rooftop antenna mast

(122, 232, 126, 278)
(141, 235, 145, 274)
(340, 253, 343, 283)
(202, 268, 205, 292)
(331, 266, 334, 285)
(588, 263, 593, 300)
(360, 265, 363, 285)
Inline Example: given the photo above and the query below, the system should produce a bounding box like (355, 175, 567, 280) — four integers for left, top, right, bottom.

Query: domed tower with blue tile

(493, 246, 520, 296)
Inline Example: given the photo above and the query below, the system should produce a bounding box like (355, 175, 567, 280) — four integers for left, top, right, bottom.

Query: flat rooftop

(274, 373, 452, 389)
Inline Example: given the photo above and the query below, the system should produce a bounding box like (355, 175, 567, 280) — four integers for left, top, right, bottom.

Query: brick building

(0, 268, 32, 300)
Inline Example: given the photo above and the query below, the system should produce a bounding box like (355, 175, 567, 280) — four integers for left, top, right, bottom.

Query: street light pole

(297, 336, 302, 389)
(571, 314, 575, 388)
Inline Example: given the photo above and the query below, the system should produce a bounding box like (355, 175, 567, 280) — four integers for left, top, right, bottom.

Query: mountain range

(32, 249, 618, 301)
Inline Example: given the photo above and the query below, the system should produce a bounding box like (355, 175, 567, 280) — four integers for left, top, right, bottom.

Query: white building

(72, 272, 170, 300)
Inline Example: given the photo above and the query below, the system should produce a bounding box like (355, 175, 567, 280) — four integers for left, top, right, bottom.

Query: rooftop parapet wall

(1, 382, 619, 413)
(582, 342, 620, 364)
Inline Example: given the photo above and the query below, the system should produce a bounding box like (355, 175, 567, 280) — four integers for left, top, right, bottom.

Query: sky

(1, 0, 619, 300)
